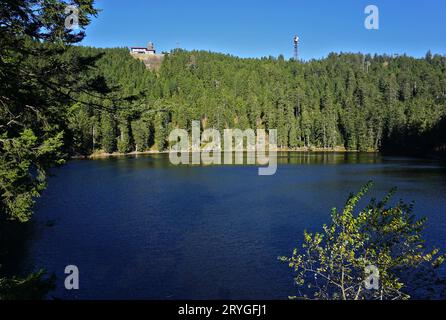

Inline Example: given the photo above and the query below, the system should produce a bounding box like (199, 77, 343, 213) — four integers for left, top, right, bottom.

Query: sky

(80, 0, 446, 60)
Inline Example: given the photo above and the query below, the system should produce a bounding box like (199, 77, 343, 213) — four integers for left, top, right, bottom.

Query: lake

(21, 152, 446, 299)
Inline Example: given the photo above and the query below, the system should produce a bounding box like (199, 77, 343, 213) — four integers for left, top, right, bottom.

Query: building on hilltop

(130, 42, 156, 55)
(129, 41, 164, 71)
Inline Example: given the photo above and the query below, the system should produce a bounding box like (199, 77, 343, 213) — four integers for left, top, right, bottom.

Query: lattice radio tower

(293, 35, 300, 61)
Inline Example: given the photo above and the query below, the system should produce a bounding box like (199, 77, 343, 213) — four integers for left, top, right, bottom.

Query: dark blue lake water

(22, 152, 446, 299)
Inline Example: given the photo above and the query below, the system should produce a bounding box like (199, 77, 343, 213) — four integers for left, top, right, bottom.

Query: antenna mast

(293, 35, 300, 61)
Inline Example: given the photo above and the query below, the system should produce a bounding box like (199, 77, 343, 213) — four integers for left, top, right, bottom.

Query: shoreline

(72, 147, 376, 160)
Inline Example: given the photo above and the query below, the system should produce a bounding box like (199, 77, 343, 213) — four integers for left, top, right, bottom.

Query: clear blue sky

(81, 0, 446, 60)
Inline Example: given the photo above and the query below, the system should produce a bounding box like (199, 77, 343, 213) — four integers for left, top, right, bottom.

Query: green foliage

(0, 0, 98, 299)
(0, 129, 64, 222)
(1, 0, 98, 220)
(2, 0, 446, 301)
(66, 49, 446, 155)
(154, 111, 169, 151)
(62, 46, 159, 154)
(100, 113, 116, 153)
(0, 270, 55, 300)
(117, 122, 132, 153)
(131, 119, 151, 152)
(67, 103, 96, 155)
(279, 182, 446, 300)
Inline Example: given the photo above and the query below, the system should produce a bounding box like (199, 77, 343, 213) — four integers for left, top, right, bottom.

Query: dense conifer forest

(2, 0, 446, 301)
(69, 47, 446, 155)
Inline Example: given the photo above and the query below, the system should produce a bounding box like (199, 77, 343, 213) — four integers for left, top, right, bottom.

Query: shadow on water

(0, 218, 35, 277)
(92, 151, 384, 167)
(381, 116, 446, 158)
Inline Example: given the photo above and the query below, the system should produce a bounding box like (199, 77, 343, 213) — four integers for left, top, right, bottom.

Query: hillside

(130, 52, 165, 71)
(67, 47, 446, 156)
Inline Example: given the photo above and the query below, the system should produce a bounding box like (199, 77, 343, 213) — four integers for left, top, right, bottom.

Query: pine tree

(131, 120, 150, 152)
(100, 113, 116, 153)
(154, 112, 169, 151)
(117, 121, 132, 153)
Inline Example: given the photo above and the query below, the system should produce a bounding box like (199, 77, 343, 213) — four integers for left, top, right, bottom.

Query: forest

(67, 47, 446, 155)
(1, 0, 446, 299)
